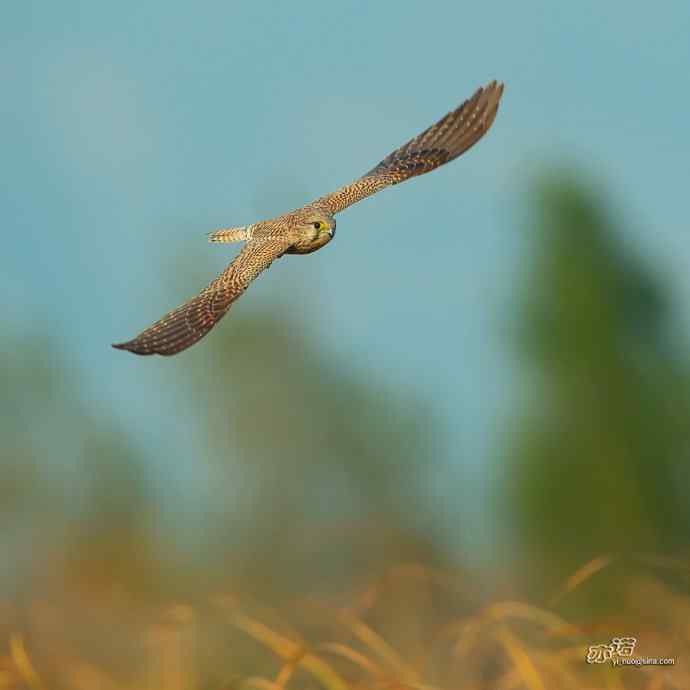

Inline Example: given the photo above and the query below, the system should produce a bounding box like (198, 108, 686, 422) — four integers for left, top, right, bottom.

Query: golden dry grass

(0, 557, 687, 690)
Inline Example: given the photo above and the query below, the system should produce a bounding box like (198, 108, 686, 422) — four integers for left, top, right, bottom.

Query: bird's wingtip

(112, 340, 151, 355)
(112, 339, 174, 356)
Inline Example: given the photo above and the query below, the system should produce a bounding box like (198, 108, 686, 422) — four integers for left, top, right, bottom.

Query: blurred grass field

(1, 555, 686, 690)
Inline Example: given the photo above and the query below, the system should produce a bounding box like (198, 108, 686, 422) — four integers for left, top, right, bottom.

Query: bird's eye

(313, 221, 322, 230)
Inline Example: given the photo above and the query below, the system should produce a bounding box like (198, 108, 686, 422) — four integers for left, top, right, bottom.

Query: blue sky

(3, 1, 690, 556)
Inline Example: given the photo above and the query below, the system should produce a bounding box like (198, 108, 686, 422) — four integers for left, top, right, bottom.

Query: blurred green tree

(0, 335, 159, 599)
(176, 299, 446, 597)
(503, 173, 690, 606)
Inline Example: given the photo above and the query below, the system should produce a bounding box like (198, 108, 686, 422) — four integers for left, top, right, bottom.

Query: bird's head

(304, 210, 336, 240)
(288, 210, 337, 254)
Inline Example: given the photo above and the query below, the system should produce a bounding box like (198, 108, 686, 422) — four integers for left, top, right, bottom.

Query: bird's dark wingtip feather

(111, 341, 155, 356)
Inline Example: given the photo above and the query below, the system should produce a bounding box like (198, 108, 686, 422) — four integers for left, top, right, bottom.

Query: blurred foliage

(1, 295, 446, 603)
(503, 172, 690, 608)
(179, 307, 445, 596)
(0, 338, 160, 599)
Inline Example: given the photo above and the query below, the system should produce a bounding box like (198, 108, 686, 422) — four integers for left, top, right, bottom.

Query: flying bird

(113, 80, 504, 356)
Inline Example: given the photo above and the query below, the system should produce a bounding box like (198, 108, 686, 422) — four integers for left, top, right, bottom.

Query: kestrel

(113, 80, 504, 356)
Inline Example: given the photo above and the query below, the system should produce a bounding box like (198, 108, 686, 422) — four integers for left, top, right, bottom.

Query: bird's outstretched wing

(313, 80, 504, 216)
(112, 238, 290, 356)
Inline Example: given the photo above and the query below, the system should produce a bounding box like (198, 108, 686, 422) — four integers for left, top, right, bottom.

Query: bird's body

(114, 80, 504, 356)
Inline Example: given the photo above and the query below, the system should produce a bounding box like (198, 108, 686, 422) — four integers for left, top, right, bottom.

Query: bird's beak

(328, 219, 336, 238)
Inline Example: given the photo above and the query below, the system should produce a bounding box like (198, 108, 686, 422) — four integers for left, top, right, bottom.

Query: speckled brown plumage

(113, 236, 292, 355)
(310, 80, 504, 214)
(113, 80, 504, 356)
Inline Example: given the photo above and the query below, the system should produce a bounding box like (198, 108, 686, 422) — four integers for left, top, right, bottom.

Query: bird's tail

(207, 226, 250, 243)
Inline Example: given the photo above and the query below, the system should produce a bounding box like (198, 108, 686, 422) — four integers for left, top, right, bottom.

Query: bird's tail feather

(207, 226, 249, 243)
